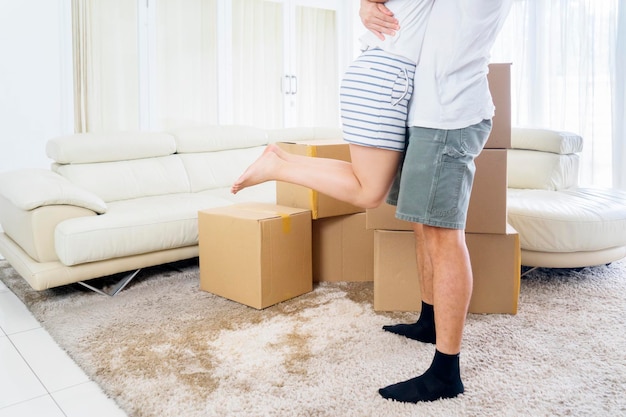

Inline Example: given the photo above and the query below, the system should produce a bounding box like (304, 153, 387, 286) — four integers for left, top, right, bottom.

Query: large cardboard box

(373, 225, 520, 314)
(466, 226, 521, 314)
(198, 203, 313, 309)
(486, 63, 512, 149)
(276, 140, 365, 219)
(312, 212, 374, 282)
(373, 230, 422, 312)
(366, 202, 409, 232)
(466, 149, 508, 234)
(367, 149, 508, 234)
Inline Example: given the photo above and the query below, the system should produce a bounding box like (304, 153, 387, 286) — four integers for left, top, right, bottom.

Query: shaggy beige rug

(1, 259, 626, 417)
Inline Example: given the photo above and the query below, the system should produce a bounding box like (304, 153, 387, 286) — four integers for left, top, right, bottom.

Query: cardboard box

(198, 203, 313, 309)
(276, 140, 365, 219)
(373, 225, 520, 314)
(366, 202, 410, 232)
(486, 63, 512, 149)
(312, 212, 374, 282)
(367, 149, 508, 234)
(466, 149, 508, 234)
(466, 225, 521, 314)
(373, 230, 422, 312)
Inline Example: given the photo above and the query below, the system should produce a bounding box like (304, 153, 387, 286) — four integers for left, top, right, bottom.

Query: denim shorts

(387, 119, 492, 229)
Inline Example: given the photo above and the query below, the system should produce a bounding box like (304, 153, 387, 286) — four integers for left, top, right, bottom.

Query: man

(361, 0, 512, 403)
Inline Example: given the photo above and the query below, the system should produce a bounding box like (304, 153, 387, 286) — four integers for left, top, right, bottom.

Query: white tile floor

(0, 279, 127, 417)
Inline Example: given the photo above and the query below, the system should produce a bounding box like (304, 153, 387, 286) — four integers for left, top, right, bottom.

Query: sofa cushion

(511, 128, 583, 155)
(46, 132, 177, 164)
(169, 125, 268, 153)
(54, 193, 235, 266)
(53, 155, 190, 202)
(507, 187, 626, 253)
(507, 149, 580, 190)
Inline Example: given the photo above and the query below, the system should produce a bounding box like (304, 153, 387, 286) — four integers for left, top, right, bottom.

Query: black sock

(378, 350, 464, 403)
(382, 301, 436, 344)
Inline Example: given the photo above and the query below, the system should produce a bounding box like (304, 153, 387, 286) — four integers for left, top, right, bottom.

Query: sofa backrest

(53, 156, 190, 202)
(167, 125, 268, 193)
(167, 125, 343, 193)
(507, 128, 583, 191)
(48, 132, 189, 202)
(44, 125, 343, 200)
(47, 132, 177, 164)
(508, 150, 580, 191)
(168, 125, 268, 152)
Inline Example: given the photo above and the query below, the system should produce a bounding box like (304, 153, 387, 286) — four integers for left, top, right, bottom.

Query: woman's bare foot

(231, 149, 283, 194)
(264, 143, 291, 160)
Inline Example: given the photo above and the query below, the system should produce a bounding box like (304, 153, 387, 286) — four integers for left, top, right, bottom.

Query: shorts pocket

(430, 161, 472, 221)
(390, 68, 412, 106)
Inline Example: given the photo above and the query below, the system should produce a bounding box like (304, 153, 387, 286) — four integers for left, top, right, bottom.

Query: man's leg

(379, 225, 471, 402)
(426, 226, 472, 354)
(383, 222, 436, 343)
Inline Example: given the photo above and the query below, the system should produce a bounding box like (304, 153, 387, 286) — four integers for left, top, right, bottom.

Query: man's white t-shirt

(359, 0, 434, 64)
(407, 0, 513, 130)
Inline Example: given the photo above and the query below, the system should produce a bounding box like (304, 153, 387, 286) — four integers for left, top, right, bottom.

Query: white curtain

(155, 0, 218, 130)
(491, 0, 622, 188)
(230, 0, 339, 129)
(231, 0, 284, 128)
(613, 2, 626, 190)
(72, 0, 139, 133)
(295, 6, 339, 127)
(72, 0, 339, 132)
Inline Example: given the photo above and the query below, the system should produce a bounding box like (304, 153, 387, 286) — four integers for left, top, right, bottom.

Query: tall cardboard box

(465, 149, 508, 234)
(367, 149, 508, 234)
(466, 226, 521, 314)
(366, 201, 411, 232)
(312, 212, 374, 282)
(373, 225, 521, 314)
(198, 203, 312, 309)
(373, 230, 422, 312)
(276, 140, 364, 219)
(486, 63, 512, 149)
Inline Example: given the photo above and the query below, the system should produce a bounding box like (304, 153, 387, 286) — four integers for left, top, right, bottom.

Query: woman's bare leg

(266, 143, 356, 169)
(231, 144, 401, 209)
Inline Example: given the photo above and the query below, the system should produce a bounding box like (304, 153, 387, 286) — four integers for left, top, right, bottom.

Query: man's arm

(360, 0, 399, 41)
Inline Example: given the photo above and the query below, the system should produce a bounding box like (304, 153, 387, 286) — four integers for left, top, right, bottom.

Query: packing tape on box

(309, 191, 319, 219)
(278, 212, 291, 234)
(253, 208, 292, 234)
(304, 146, 320, 219)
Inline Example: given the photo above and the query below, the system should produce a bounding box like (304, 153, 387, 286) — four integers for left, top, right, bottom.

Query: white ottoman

(507, 128, 626, 269)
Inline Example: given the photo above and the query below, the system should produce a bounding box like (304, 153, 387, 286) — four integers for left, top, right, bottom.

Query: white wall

(0, 0, 73, 174)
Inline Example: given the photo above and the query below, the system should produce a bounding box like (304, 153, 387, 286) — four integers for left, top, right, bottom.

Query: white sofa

(0, 125, 342, 293)
(507, 128, 626, 270)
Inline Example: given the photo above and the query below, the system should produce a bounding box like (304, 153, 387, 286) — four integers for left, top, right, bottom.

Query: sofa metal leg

(520, 266, 538, 278)
(77, 269, 142, 296)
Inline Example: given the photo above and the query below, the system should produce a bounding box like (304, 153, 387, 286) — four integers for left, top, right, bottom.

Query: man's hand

(360, 0, 399, 41)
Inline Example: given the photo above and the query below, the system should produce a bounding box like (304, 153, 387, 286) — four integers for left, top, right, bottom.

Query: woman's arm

(359, 0, 399, 40)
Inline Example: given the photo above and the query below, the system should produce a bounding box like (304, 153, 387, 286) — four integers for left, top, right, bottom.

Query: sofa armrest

(0, 169, 107, 213)
(0, 198, 97, 263)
